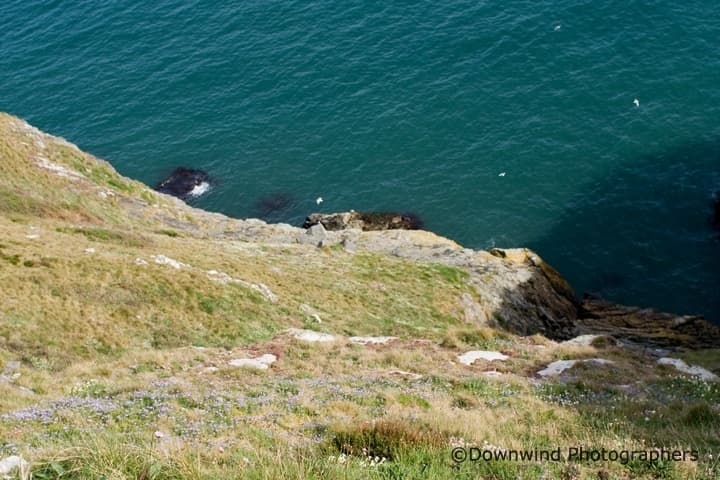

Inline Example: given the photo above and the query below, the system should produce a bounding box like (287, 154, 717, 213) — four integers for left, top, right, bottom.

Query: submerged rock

(254, 192, 296, 217)
(303, 211, 423, 231)
(156, 168, 210, 199)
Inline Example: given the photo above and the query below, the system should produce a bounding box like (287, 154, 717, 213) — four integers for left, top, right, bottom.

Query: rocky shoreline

(303, 211, 423, 231)
(295, 210, 719, 350)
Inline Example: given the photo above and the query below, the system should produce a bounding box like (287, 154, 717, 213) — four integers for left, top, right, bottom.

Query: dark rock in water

(156, 168, 210, 200)
(254, 192, 296, 217)
(302, 211, 423, 231)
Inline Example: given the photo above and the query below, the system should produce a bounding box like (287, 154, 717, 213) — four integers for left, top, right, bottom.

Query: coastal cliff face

(1, 113, 719, 479)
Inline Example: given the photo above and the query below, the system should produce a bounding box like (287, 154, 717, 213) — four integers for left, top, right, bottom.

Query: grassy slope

(1, 113, 720, 479)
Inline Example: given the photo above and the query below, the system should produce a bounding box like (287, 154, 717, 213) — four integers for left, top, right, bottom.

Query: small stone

(657, 358, 718, 381)
(458, 350, 509, 366)
(300, 304, 323, 323)
(207, 270, 278, 302)
(1, 361, 20, 377)
(0, 455, 28, 477)
(538, 360, 578, 376)
(251, 283, 279, 303)
(561, 334, 601, 346)
(152, 254, 187, 269)
(537, 358, 614, 377)
(302, 223, 327, 247)
(287, 328, 336, 343)
(229, 354, 277, 370)
(340, 236, 358, 253)
(349, 336, 397, 345)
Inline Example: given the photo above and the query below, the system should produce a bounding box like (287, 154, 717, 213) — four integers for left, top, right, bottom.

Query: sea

(1, 0, 719, 321)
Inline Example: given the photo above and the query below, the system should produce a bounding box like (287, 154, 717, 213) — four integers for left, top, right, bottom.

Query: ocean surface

(2, 1, 719, 321)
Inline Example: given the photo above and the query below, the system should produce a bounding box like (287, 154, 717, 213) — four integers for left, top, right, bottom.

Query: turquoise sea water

(2, 1, 719, 321)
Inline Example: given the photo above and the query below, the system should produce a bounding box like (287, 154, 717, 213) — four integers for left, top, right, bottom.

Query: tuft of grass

(30, 437, 189, 480)
(441, 325, 503, 350)
(329, 418, 447, 460)
(451, 393, 479, 409)
(682, 403, 720, 427)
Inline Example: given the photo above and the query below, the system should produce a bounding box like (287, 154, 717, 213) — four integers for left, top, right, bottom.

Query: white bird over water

(316, 197, 323, 205)
(498, 172, 506, 177)
(554, 24, 561, 31)
(633, 98, 640, 107)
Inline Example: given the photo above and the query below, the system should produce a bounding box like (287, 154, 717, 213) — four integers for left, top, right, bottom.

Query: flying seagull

(554, 25, 561, 31)
(498, 172, 506, 177)
(633, 98, 640, 107)
(316, 197, 323, 205)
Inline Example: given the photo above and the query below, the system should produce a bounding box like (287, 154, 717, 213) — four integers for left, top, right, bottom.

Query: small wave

(188, 181, 210, 198)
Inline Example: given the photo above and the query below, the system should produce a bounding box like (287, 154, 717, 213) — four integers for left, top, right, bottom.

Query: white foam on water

(188, 181, 210, 197)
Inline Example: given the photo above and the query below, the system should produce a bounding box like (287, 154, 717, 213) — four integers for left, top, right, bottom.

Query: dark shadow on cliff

(522, 140, 720, 323)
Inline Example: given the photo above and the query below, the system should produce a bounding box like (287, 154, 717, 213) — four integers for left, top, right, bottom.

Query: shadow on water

(252, 192, 299, 223)
(525, 140, 720, 323)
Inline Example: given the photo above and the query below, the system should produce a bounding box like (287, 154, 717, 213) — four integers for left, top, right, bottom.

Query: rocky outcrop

(303, 211, 423, 231)
(3, 113, 715, 350)
(478, 248, 579, 340)
(577, 295, 720, 349)
(156, 167, 210, 199)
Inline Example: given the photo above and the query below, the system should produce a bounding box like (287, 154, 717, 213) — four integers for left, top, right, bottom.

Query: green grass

(56, 226, 146, 247)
